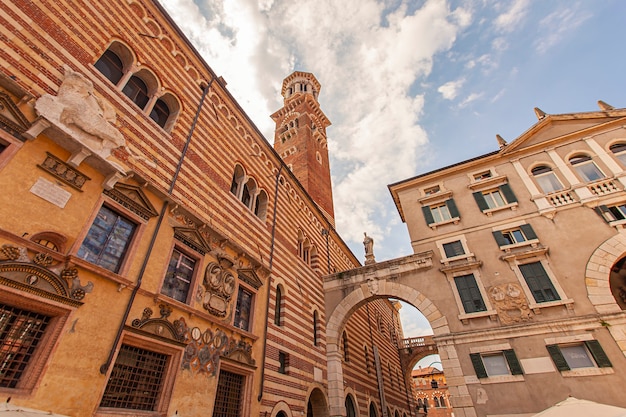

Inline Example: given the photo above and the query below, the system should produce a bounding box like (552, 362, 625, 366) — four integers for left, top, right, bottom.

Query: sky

(161, 0, 626, 343)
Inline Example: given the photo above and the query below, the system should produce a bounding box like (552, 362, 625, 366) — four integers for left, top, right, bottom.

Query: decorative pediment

(0, 245, 93, 307)
(103, 183, 158, 220)
(131, 305, 186, 342)
(238, 268, 263, 290)
(174, 227, 211, 255)
(0, 92, 30, 139)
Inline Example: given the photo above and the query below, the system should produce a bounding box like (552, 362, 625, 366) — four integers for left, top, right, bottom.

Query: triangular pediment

(502, 110, 626, 155)
(103, 183, 158, 220)
(0, 92, 30, 139)
(237, 268, 264, 290)
(173, 227, 211, 255)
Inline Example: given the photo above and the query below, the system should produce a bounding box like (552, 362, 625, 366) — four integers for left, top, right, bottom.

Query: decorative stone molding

(200, 262, 236, 317)
(488, 282, 532, 325)
(38, 152, 90, 190)
(0, 91, 30, 139)
(103, 182, 158, 220)
(0, 244, 93, 306)
(131, 305, 186, 342)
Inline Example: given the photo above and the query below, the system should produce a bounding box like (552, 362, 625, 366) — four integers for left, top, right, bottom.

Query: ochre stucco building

(0, 1, 410, 417)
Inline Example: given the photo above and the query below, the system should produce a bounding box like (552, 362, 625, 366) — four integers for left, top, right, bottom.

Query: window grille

(212, 370, 244, 417)
(0, 304, 50, 388)
(100, 344, 168, 411)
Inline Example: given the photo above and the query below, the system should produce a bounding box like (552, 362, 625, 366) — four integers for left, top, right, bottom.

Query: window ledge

(500, 245, 548, 261)
(561, 367, 614, 377)
(419, 190, 453, 205)
(609, 219, 626, 229)
(458, 309, 498, 324)
(440, 258, 482, 274)
(467, 175, 508, 191)
(481, 202, 518, 216)
(440, 253, 476, 264)
(429, 217, 460, 230)
(479, 374, 525, 384)
(529, 298, 574, 313)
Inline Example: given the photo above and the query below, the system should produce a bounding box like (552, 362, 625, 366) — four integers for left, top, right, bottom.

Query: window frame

(469, 344, 524, 383)
(233, 282, 255, 333)
(492, 223, 539, 250)
(421, 198, 460, 228)
(213, 358, 254, 417)
(569, 154, 605, 182)
(472, 183, 519, 215)
(531, 165, 564, 194)
(0, 290, 73, 395)
(159, 245, 201, 305)
(0, 129, 23, 173)
(75, 200, 145, 275)
(545, 336, 613, 377)
(441, 264, 496, 323)
(436, 235, 473, 263)
(610, 142, 626, 166)
(95, 331, 182, 417)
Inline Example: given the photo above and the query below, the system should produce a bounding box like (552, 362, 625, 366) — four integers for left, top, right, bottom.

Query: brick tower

(271, 71, 334, 223)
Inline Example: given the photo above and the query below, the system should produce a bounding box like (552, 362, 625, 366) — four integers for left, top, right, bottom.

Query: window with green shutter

(454, 274, 486, 313)
(519, 262, 560, 303)
(547, 341, 611, 371)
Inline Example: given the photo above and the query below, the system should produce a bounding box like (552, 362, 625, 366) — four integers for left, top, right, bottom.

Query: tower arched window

(439, 396, 446, 407)
(434, 397, 440, 408)
(230, 165, 245, 197)
(274, 285, 283, 326)
(569, 154, 605, 182)
(150, 98, 170, 128)
(531, 165, 563, 194)
(254, 189, 268, 220)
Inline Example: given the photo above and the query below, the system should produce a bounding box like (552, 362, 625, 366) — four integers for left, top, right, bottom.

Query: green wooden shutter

(446, 198, 460, 218)
(594, 205, 612, 223)
(472, 192, 489, 211)
(585, 340, 612, 368)
(470, 353, 488, 378)
(546, 344, 570, 371)
(422, 206, 434, 225)
(500, 183, 518, 203)
(492, 231, 508, 247)
(520, 224, 537, 240)
(503, 349, 523, 375)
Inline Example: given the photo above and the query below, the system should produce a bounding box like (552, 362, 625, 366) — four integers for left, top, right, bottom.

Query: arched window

(440, 396, 446, 407)
(254, 189, 268, 220)
(569, 154, 604, 182)
(345, 395, 356, 417)
(531, 165, 563, 194)
(369, 403, 378, 417)
(302, 238, 311, 265)
(434, 397, 440, 407)
(342, 331, 349, 362)
(230, 165, 245, 197)
(610, 143, 626, 165)
(395, 411, 400, 417)
(417, 399, 423, 408)
(274, 285, 283, 326)
(149, 98, 170, 128)
(94, 49, 124, 85)
(313, 310, 319, 346)
(122, 75, 149, 109)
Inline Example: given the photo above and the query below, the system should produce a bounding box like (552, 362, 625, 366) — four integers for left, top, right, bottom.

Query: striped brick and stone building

(0, 1, 410, 417)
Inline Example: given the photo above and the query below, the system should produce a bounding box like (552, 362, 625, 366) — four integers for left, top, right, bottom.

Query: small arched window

(569, 154, 605, 182)
(610, 143, 626, 166)
(241, 178, 257, 209)
(230, 165, 245, 197)
(434, 397, 440, 408)
(439, 396, 446, 407)
(313, 310, 319, 346)
(369, 402, 378, 417)
(122, 75, 150, 109)
(531, 165, 563, 194)
(417, 399, 423, 407)
(345, 395, 356, 417)
(254, 189, 268, 220)
(342, 331, 349, 362)
(274, 285, 283, 326)
(94, 49, 124, 85)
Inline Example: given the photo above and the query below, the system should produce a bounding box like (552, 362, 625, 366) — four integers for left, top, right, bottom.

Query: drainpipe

(257, 164, 284, 401)
(100, 78, 214, 374)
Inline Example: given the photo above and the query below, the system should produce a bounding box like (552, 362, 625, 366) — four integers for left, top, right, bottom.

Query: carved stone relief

(131, 305, 186, 342)
(489, 282, 532, 325)
(38, 152, 90, 190)
(0, 244, 93, 305)
(33, 66, 125, 159)
(199, 262, 236, 318)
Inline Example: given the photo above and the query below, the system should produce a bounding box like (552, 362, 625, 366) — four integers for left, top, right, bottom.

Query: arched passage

(307, 387, 330, 417)
(325, 263, 466, 417)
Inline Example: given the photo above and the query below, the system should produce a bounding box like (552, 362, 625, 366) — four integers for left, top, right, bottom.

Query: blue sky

(162, 0, 626, 340)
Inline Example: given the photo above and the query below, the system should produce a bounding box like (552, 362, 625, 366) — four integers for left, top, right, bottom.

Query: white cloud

(535, 4, 592, 53)
(459, 92, 484, 108)
(438, 78, 465, 100)
(493, 0, 530, 33)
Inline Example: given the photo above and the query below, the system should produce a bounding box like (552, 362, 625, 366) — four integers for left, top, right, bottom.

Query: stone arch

(326, 279, 452, 417)
(270, 400, 293, 417)
(306, 386, 329, 417)
(585, 232, 626, 314)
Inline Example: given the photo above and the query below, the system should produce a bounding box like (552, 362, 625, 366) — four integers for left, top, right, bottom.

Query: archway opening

(609, 256, 626, 309)
(307, 387, 329, 417)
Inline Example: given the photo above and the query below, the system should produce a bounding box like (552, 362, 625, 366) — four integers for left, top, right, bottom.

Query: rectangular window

(161, 248, 196, 303)
(100, 344, 169, 411)
(278, 351, 288, 374)
(473, 184, 517, 212)
(596, 204, 626, 222)
(519, 262, 560, 303)
(493, 224, 537, 247)
(443, 240, 465, 258)
(424, 185, 440, 195)
(77, 205, 137, 273)
(547, 341, 612, 371)
(454, 274, 487, 313)
(470, 350, 523, 378)
(234, 286, 253, 332)
(213, 369, 244, 417)
(0, 304, 51, 388)
(422, 199, 459, 225)
(473, 171, 492, 181)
